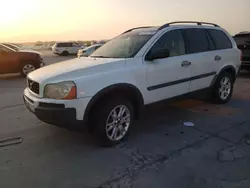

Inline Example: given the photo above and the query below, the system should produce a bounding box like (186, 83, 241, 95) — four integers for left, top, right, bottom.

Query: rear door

(72, 43, 80, 54)
(182, 28, 217, 92)
(207, 29, 236, 71)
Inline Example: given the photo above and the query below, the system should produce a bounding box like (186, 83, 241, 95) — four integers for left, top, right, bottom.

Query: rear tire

(211, 72, 234, 104)
(62, 51, 69, 56)
(91, 97, 134, 147)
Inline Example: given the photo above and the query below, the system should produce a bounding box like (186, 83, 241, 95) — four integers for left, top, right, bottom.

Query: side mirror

(146, 48, 170, 61)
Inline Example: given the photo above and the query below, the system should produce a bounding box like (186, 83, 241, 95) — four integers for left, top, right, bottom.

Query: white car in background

(52, 42, 84, 56)
(31, 43, 46, 50)
(2, 43, 43, 56)
(77, 44, 103, 58)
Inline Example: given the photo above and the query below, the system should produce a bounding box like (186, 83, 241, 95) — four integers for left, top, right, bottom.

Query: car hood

(19, 49, 42, 56)
(28, 57, 126, 84)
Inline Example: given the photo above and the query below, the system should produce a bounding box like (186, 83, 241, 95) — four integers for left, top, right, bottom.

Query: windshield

(90, 30, 156, 58)
(2, 43, 19, 51)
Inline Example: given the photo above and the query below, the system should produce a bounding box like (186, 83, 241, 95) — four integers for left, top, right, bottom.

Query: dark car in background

(0, 44, 44, 76)
(234, 32, 250, 71)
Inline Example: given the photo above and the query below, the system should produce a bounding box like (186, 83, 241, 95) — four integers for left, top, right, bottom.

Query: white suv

(24, 21, 241, 146)
(52, 42, 84, 56)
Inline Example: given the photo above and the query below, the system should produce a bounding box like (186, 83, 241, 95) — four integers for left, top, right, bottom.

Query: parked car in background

(234, 32, 250, 71)
(77, 44, 103, 58)
(2, 43, 43, 56)
(24, 21, 241, 146)
(31, 43, 46, 50)
(0, 43, 44, 76)
(47, 43, 54, 50)
(52, 42, 84, 56)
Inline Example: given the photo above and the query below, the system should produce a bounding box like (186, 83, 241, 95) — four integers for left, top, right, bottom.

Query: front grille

(28, 79, 40, 95)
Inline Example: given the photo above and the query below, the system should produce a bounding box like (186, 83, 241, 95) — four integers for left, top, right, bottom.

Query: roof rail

(158, 21, 219, 30)
(122, 26, 154, 34)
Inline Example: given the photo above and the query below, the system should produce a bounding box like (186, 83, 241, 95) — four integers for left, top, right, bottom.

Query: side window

(67, 43, 73, 47)
(56, 43, 63, 47)
(183, 28, 209, 53)
(72, 43, 79, 47)
(150, 29, 185, 57)
(208, 29, 232, 50)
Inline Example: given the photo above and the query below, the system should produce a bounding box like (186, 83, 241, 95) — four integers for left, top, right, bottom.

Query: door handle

(181, 61, 191, 67)
(214, 55, 222, 61)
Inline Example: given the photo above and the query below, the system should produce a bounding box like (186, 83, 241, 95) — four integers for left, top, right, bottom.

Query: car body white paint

(24, 24, 241, 121)
(52, 42, 84, 55)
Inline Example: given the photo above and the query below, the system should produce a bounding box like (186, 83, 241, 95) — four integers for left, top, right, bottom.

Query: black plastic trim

(35, 107, 78, 126)
(83, 83, 144, 122)
(147, 72, 216, 91)
(39, 103, 65, 108)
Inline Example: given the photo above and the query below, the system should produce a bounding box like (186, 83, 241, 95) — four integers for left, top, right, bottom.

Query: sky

(0, 0, 249, 43)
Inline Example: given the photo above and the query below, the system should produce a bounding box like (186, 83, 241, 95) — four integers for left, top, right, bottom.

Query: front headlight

(44, 81, 77, 100)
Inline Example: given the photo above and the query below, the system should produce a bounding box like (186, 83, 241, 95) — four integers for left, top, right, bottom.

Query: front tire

(91, 98, 134, 147)
(20, 63, 36, 77)
(212, 72, 234, 104)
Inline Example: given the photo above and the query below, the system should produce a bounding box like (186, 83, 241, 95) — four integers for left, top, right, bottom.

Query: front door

(0, 46, 17, 74)
(145, 29, 191, 104)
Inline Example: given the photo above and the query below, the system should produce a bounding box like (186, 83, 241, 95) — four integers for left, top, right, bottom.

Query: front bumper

(23, 88, 91, 126)
(40, 62, 45, 67)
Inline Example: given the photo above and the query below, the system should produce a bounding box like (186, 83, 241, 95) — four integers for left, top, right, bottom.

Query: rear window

(208, 29, 232, 50)
(182, 28, 209, 54)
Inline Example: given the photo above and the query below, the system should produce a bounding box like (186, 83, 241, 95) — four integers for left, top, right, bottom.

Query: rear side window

(208, 29, 232, 50)
(183, 29, 209, 53)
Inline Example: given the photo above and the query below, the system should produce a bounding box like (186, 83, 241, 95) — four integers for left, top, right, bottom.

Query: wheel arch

(19, 60, 38, 73)
(220, 65, 237, 82)
(210, 65, 237, 87)
(83, 83, 144, 122)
